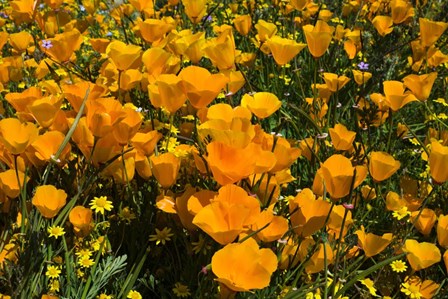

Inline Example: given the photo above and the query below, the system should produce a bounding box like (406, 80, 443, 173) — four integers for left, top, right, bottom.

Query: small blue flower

(41, 40, 53, 49)
(357, 61, 369, 70)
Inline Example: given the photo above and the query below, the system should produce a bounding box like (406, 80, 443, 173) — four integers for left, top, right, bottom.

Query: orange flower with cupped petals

(0, 169, 28, 199)
(402, 72, 437, 101)
(383, 81, 417, 111)
(112, 107, 142, 145)
(203, 28, 236, 70)
(241, 92, 282, 119)
(150, 153, 180, 189)
(142, 47, 180, 78)
(233, 14, 252, 36)
(305, 242, 334, 274)
(390, 0, 414, 24)
(40, 29, 83, 63)
(182, 0, 207, 24)
(179, 66, 228, 109)
(437, 214, 448, 248)
(352, 69, 372, 85)
(255, 20, 278, 43)
(329, 123, 356, 151)
(320, 154, 367, 200)
(131, 131, 162, 156)
(69, 206, 93, 236)
(402, 239, 441, 271)
(119, 69, 143, 91)
(10, 0, 35, 24)
(355, 226, 393, 258)
(410, 208, 436, 236)
(265, 36, 306, 66)
(32, 185, 67, 219)
(322, 73, 351, 92)
(106, 40, 142, 71)
(27, 96, 61, 128)
(193, 184, 260, 245)
(211, 238, 277, 291)
(148, 74, 187, 114)
(303, 20, 335, 58)
(86, 97, 126, 138)
(0, 118, 39, 155)
(289, 188, 332, 237)
(251, 208, 288, 243)
(369, 151, 401, 182)
(206, 141, 258, 185)
(138, 18, 174, 43)
(9, 31, 33, 53)
(27, 131, 71, 167)
(419, 18, 448, 48)
(429, 140, 448, 184)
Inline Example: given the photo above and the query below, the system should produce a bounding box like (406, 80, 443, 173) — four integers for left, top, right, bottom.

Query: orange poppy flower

(305, 242, 334, 274)
(320, 154, 367, 200)
(86, 97, 126, 138)
(179, 66, 228, 109)
(0, 169, 28, 199)
(27, 131, 71, 167)
(383, 80, 417, 111)
(111, 107, 142, 145)
(32, 185, 67, 219)
(138, 18, 174, 43)
(119, 69, 143, 91)
(40, 29, 83, 63)
(322, 73, 351, 92)
(329, 123, 356, 151)
(211, 238, 277, 291)
(241, 92, 282, 119)
(9, 31, 33, 53)
(289, 188, 332, 237)
(131, 131, 162, 157)
(203, 28, 236, 70)
(183, 0, 207, 24)
(148, 74, 187, 114)
(437, 214, 448, 248)
(270, 137, 301, 173)
(150, 153, 180, 189)
(0, 118, 39, 155)
(142, 47, 180, 78)
(429, 140, 448, 184)
(27, 95, 61, 128)
(355, 226, 393, 258)
(102, 150, 136, 184)
(265, 36, 306, 66)
(369, 151, 401, 182)
(419, 18, 448, 48)
(63, 81, 107, 113)
(69, 206, 93, 236)
(390, 0, 414, 24)
(410, 208, 436, 236)
(234, 14, 252, 36)
(352, 70, 372, 85)
(402, 72, 437, 101)
(251, 209, 288, 242)
(303, 20, 334, 58)
(206, 141, 258, 185)
(402, 239, 441, 271)
(106, 40, 142, 71)
(193, 184, 260, 245)
(255, 20, 278, 43)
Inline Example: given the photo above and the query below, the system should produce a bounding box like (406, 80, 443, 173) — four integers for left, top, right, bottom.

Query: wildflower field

(0, 0, 448, 298)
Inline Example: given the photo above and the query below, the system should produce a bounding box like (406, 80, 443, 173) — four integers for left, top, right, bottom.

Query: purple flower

(357, 61, 369, 70)
(41, 40, 53, 49)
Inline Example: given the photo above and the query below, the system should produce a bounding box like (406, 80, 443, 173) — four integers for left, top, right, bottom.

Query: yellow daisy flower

(89, 196, 113, 215)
